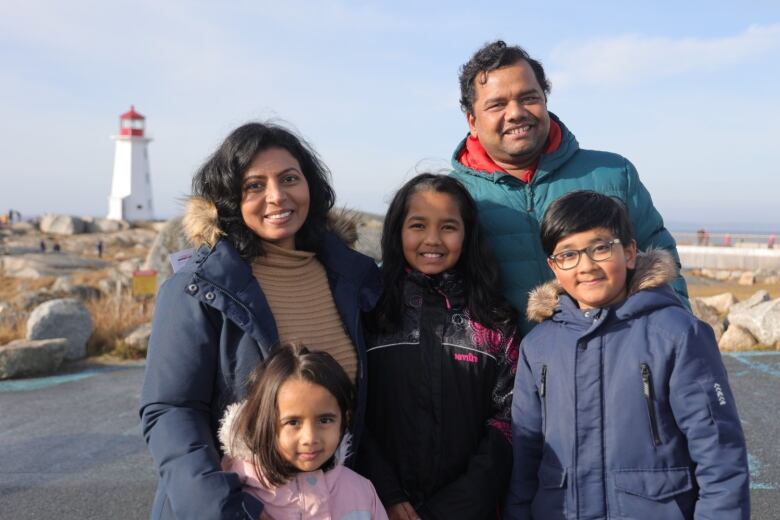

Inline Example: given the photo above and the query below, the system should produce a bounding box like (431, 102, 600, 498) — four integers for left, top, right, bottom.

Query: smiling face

(401, 190, 465, 275)
(240, 147, 310, 249)
(275, 378, 342, 473)
(548, 227, 637, 309)
(466, 60, 551, 171)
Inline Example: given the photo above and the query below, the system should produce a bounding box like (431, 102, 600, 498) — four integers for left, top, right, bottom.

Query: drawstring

(435, 288, 452, 310)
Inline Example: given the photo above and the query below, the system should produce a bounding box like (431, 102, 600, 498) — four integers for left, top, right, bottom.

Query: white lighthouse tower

(107, 106, 154, 221)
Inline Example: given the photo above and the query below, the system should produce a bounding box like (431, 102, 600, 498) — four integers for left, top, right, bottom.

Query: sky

(1, 0, 779, 232)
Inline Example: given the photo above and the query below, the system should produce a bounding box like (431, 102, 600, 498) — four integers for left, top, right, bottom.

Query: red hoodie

(457, 119, 562, 183)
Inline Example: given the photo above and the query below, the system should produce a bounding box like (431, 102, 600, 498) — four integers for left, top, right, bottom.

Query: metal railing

(672, 232, 777, 249)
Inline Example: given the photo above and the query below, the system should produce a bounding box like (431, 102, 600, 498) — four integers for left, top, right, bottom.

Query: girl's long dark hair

(372, 173, 517, 333)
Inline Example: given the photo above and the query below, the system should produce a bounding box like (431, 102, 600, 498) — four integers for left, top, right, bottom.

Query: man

(451, 40, 688, 334)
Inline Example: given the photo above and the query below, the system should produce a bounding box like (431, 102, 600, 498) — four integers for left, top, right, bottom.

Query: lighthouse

(107, 106, 154, 221)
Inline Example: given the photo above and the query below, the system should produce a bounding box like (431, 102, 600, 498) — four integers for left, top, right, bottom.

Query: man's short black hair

(459, 40, 551, 114)
(540, 191, 635, 256)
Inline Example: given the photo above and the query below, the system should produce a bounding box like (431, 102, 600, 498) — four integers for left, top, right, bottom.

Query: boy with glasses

(505, 190, 749, 519)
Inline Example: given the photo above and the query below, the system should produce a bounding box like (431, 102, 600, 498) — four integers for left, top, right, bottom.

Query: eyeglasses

(548, 238, 622, 270)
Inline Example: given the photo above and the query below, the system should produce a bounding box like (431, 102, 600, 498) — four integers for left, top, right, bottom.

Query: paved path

(0, 354, 777, 519)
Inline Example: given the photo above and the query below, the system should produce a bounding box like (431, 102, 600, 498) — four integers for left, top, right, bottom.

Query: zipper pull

(540, 365, 547, 397)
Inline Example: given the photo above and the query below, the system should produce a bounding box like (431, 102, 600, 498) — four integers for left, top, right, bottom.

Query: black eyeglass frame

(548, 238, 622, 270)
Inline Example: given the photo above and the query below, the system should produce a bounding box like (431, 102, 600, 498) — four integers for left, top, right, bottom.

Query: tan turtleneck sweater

(251, 241, 357, 382)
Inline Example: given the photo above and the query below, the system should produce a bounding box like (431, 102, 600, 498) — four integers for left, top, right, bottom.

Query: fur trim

(333, 431, 352, 465)
(183, 196, 224, 247)
(526, 249, 677, 322)
(326, 208, 360, 248)
(218, 401, 253, 460)
(182, 196, 359, 248)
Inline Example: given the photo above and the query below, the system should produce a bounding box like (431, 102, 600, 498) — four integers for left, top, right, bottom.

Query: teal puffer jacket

(450, 114, 688, 335)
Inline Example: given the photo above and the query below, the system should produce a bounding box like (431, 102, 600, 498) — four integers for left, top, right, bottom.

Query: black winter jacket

(359, 270, 519, 519)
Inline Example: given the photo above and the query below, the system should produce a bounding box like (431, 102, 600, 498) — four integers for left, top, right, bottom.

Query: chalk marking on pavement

(725, 352, 780, 378)
(748, 453, 778, 490)
(0, 369, 103, 393)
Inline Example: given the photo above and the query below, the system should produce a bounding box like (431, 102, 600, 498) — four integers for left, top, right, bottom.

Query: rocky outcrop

(0, 338, 67, 379)
(26, 299, 94, 361)
(1, 253, 109, 279)
(143, 216, 190, 286)
(39, 214, 86, 235)
(738, 272, 756, 286)
(82, 217, 130, 233)
(124, 322, 152, 355)
(718, 325, 758, 352)
(729, 290, 771, 314)
(728, 298, 780, 347)
(699, 293, 738, 315)
(690, 298, 724, 341)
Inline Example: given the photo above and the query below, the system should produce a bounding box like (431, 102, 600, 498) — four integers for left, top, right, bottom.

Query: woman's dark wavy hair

(372, 173, 517, 333)
(192, 122, 335, 259)
(231, 343, 353, 487)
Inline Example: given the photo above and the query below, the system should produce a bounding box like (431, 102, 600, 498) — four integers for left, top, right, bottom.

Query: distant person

(697, 228, 707, 245)
(139, 122, 381, 519)
(52, 242, 61, 253)
(96, 240, 103, 258)
(506, 190, 749, 519)
(39, 239, 46, 253)
(359, 174, 519, 519)
(724, 233, 732, 247)
(218, 344, 387, 519)
(769, 234, 776, 249)
(450, 40, 688, 334)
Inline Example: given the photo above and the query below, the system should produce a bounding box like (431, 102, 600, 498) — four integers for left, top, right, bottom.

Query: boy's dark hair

(373, 173, 517, 333)
(540, 190, 635, 255)
(192, 122, 336, 260)
(459, 40, 551, 114)
(232, 343, 353, 487)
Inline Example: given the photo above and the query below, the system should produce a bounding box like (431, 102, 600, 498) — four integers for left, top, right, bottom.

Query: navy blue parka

(506, 250, 749, 520)
(139, 203, 381, 519)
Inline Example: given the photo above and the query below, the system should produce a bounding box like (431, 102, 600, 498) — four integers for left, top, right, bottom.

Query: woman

(139, 122, 381, 519)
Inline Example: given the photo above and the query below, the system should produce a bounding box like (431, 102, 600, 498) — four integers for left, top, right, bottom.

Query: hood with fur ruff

(182, 196, 360, 249)
(218, 400, 352, 465)
(526, 249, 677, 323)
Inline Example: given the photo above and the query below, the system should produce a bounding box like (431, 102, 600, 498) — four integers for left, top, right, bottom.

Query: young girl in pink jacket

(219, 343, 388, 520)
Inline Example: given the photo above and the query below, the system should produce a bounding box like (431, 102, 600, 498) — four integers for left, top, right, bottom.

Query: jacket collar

(450, 112, 579, 184)
(526, 249, 679, 323)
(181, 196, 374, 295)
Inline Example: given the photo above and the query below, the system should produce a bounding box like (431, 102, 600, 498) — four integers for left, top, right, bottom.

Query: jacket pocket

(531, 462, 567, 519)
(614, 467, 695, 520)
(640, 363, 662, 446)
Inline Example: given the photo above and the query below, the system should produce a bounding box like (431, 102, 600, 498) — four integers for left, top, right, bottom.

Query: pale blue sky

(1, 1, 778, 231)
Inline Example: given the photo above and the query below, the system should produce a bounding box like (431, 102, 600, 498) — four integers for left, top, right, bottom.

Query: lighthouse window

(137, 204, 143, 210)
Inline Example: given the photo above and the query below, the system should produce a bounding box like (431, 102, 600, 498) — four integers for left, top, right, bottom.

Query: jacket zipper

(640, 363, 661, 446)
(540, 364, 548, 435)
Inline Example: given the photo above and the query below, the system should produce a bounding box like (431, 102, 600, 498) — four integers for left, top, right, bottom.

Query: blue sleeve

(504, 344, 542, 520)
(625, 160, 690, 309)
(139, 278, 264, 519)
(669, 319, 750, 519)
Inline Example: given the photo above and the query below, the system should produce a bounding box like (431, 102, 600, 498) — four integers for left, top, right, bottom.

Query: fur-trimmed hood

(182, 196, 361, 248)
(526, 249, 677, 323)
(218, 400, 352, 466)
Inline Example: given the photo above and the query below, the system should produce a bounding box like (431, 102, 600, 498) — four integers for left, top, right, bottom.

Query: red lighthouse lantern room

(119, 105, 146, 137)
